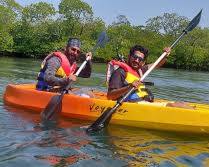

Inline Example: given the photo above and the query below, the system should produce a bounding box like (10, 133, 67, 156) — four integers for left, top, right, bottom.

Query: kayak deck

(3, 84, 209, 134)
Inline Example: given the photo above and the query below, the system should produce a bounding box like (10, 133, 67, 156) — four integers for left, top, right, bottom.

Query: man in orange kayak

(36, 38, 92, 91)
(106, 44, 194, 108)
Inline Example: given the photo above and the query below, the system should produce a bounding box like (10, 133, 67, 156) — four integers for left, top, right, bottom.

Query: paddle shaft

(64, 40, 103, 91)
(115, 10, 203, 100)
(56, 31, 109, 93)
(41, 31, 109, 121)
(64, 56, 91, 91)
(87, 32, 192, 131)
(87, 10, 202, 132)
(121, 13, 201, 99)
(42, 53, 98, 120)
(105, 32, 188, 115)
(41, 59, 90, 120)
(118, 10, 202, 104)
(141, 32, 185, 82)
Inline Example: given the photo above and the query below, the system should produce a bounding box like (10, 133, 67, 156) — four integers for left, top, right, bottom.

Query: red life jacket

(49, 51, 77, 77)
(106, 60, 153, 102)
(106, 60, 142, 84)
(36, 52, 77, 91)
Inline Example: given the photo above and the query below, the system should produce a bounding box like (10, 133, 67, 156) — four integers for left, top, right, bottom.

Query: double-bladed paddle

(86, 9, 202, 132)
(41, 31, 109, 121)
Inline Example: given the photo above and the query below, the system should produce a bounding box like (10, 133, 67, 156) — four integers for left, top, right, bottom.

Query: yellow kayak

(3, 84, 209, 134)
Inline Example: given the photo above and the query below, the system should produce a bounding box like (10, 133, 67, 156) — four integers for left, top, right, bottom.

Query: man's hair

(129, 45, 149, 60)
(67, 37, 81, 48)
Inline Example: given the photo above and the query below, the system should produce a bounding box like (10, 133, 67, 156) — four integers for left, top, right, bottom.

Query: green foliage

(112, 15, 131, 26)
(0, 2, 19, 51)
(58, 0, 93, 36)
(0, 30, 13, 51)
(0, 0, 22, 13)
(22, 2, 56, 24)
(146, 13, 188, 36)
(59, 0, 93, 20)
(0, 5, 15, 28)
(0, 1, 208, 71)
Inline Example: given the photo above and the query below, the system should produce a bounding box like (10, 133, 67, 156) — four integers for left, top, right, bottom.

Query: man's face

(66, 46, 81, 62)
(129, 51, 145, 70)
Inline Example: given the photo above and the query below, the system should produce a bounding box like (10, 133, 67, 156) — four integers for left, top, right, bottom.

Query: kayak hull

(3, 84, 209, 134)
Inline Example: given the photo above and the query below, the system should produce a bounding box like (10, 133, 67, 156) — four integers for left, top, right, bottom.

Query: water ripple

(1, 57, 209, 167)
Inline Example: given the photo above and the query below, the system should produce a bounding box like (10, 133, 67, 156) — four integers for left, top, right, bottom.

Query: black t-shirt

(108, 68, 126, 91)
(108, 65, 149, 91)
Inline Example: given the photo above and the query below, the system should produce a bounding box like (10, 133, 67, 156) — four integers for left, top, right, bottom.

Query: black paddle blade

(86, 106, 117, 133)
(92, 31, 109, 53)
(41, 94, 63, 121)
(184, 9, 202, 33)
(87, 88, 135, 133)
(97, 31, 109, 48)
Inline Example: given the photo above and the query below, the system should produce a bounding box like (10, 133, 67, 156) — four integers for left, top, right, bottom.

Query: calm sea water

(0, 56, 209, 167)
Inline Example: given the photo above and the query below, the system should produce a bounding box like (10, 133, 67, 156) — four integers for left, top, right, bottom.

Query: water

(0, 56, 209, 167)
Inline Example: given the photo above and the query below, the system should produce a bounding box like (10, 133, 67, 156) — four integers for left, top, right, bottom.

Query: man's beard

(68, 54, 77, 64)
(129, 60, 140, 70)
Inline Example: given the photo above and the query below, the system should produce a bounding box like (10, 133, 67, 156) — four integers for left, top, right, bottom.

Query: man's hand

(163, 47, 171, 57)
(68, 74, 77, 82)
(86, 52, 92, 60)
(131, 80, 142, 89)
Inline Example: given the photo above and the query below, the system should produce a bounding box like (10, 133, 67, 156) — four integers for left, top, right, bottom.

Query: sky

(15, 0, 209, 28)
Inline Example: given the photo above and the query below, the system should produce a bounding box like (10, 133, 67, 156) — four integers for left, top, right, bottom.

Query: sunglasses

(70, 48, 80, 54)
(131, 54, 144, 62)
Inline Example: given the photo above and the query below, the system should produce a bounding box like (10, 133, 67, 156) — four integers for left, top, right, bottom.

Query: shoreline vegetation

(1, 0, 209, 71)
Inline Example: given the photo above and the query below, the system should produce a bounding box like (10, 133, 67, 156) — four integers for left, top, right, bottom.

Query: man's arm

(44, 56, 69, 87)
(107, 85, 132, 100)
(107, 68, 131, 100)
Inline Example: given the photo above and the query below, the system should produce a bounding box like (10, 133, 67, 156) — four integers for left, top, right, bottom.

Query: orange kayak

(3, 84, 209, 134)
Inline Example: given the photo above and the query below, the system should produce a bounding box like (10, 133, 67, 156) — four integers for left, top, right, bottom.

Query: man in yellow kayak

(106, 44, 194, 109)
(36, 38, 92, 92)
